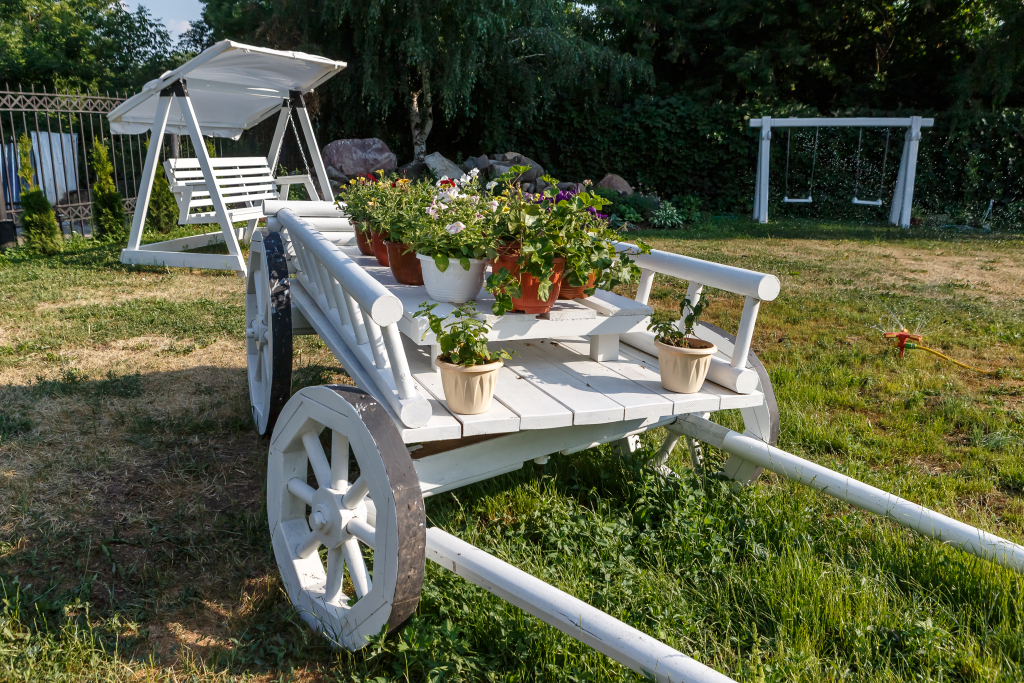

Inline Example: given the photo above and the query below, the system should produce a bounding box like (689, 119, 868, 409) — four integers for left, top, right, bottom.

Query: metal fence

(0, 85, 147, 237)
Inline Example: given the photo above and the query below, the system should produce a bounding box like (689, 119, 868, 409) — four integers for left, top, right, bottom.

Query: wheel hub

(309, 486, 365, 549)
(246, 315, 269, 349)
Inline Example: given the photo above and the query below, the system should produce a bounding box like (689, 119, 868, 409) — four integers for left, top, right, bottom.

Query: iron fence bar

(78, 112, 92, 204)
(0, 112, 8, 221)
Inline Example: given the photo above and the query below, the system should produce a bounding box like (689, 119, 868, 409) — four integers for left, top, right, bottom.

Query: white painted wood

(491, 366, 574, 430)
(615, 244, 780, 302)
(576, 289, 655, 317)
(120, 248, 245, 271)
(136, 230, 225, 252)
(293, 98, 332, 201)
(538, 300, 596, 321)
(264, 200, 347, 218)
(673, 414, 1024, 574)
(290, 281, 439, 431)
(269, 386, 404, 650)
(267, 105, 291, 172)
(546, 339, 724, 415)
(501, 341, 625, 425)
(897, 116, 922, 229)
(635, 268, 655, 306)
(124, 94, 172, 253)
(589, 333, 619, 362)
(757, 116, 771, 223)
(283, 212, 404, 326)
(731, 296, 760, 369)
(889, 136, 910, 225)
(425, 527, 736, 683)
(750, 117, 934, 128)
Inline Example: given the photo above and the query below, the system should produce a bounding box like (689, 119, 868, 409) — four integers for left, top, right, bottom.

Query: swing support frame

(751, 116, 934, 227)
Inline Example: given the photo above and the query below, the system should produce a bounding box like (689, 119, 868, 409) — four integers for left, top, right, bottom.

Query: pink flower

(446, 221, 466, 235)
(426, 206, 438, 218)
(487, 200, 499, 212)
(474, 213, 483, 219)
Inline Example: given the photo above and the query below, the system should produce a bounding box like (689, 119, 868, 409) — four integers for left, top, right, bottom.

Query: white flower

(487, 200, 499, 212)
(426, 205, 438, 218)
(470, 168, 480, 177)
(460, 173, 470, 184)
(436, 176, 449, 187)
(485, 181, 497, 190)
(445, 221, 466, 235)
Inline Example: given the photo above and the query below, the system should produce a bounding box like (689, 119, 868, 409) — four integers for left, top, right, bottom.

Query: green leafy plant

(90, 140, 127, 242)
(649, 201, 689, 229)
(648, 291, 710, 348)
(415, 302, 514, 367)
(16, 134, 63, 255)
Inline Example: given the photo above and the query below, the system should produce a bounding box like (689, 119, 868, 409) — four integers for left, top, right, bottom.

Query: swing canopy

(107, 40, 347, 139)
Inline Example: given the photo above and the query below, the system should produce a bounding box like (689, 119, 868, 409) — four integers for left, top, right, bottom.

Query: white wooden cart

(107, 41, 343, 275)
(245, 202, 1024, 683)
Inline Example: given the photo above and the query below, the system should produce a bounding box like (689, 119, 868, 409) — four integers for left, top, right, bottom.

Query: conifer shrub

(17, 134, 63, 255)
(89, 140, 127, 242)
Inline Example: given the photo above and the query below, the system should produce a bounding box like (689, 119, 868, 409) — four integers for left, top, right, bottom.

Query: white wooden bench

(164, 157, 318, 241)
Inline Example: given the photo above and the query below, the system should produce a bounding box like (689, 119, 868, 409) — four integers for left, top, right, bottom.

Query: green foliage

(649, 196, 701, 229)
(89, 140, 127, 242)
(146, 169, 179, 234)
(19, 189, 63, 256)
(415, 302, 514, 367)
(648, 290, 710, 347)
(16, 134, 35, 192)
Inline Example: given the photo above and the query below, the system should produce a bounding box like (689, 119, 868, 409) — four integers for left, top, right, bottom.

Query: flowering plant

(405, 170, 498, 272)
(415, 302, 515, 367)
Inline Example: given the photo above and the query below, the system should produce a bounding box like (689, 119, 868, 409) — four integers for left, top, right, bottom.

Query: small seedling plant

(415, 302, 515, 367)
(648, 290, 710, 348)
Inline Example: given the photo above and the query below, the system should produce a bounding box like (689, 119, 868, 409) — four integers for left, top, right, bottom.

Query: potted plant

(647, 291, 717, 393)
(415, 302, 514, 414)
(408, 172, 492, 303)
(336, 174, 377, 256)
(383, 178, 428, 285)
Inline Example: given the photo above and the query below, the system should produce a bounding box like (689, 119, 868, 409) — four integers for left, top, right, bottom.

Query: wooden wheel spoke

(301, 430, 332, 489)
(286, 477, 316, 506)
(295, 528, 321, 559)
(342, 476, 368, 509)
(342, 538, 371, 598)
(324, 545, 345, 603)
(330, 430, 349, 489)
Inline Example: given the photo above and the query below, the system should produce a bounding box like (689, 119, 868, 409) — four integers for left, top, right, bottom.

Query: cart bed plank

(496, 342, 625, 425)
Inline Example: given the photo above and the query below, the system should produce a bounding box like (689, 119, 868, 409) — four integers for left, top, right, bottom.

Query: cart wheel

(246, 231, 292, 436)
(268, 385, 425, 649)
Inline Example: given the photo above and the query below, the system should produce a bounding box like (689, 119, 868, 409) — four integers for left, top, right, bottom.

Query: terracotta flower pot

(495, 239, 521, 257)
(385, 241, 423, 285)
(558, 270, 598, 300)
(355, 223, 374, 256)
(654, 338, 717, 393)
(493, 254, 565, 314)
(436, 358, 503, 414)
(369, 228, 389, 266)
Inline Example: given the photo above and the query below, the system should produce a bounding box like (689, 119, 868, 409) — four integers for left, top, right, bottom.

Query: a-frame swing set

(107, 41, 346, 275)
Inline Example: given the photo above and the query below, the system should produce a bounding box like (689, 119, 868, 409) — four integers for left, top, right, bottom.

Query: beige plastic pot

(654, 338, 717, 393)
(436, 359, 503, 414)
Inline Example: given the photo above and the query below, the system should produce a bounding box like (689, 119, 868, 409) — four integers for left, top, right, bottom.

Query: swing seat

(851, 197, 883, 207)
(163, 157, 318, 227)
(783, 196, 813, 204)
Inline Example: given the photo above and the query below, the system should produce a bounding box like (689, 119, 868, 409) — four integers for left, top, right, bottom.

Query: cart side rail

(272, 209, 432, 428)
(614, 242, 781, 389)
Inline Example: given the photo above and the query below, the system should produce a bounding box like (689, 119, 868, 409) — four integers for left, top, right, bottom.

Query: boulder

(475, 155, 490, 171)
(509, 155, 544, 182)
(534, 177, 551, 193)
(556, 181, 577, 192)
(502, 151, 522, 161)
(321, 138, 397, 177)
(461, 157, 477, 173)
(326, 166, 349, 183)
(397, 160, 428, 181)
(597, 173, 633, 195)
(424, 152, 465, 181)
(487, 162, 514, 179)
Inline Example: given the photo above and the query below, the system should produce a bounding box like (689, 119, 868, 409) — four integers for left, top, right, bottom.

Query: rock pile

(319, 139, 635, 197)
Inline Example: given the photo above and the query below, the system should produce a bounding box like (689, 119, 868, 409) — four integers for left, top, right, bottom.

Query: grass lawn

(0, 218, 1021, 682)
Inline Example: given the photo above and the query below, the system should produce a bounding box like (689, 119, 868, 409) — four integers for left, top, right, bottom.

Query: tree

(89, 140, 127, 242)
(16, 135, 64, 255)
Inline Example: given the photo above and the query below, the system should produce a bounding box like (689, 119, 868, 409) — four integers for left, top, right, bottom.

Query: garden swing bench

(108, 41, 347, 275)
(108, 47, 1022, 683)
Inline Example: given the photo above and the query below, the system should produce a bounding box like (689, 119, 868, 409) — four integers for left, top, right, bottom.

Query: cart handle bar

(673, 414, 1024, 573)
(274, 209, 404, 327)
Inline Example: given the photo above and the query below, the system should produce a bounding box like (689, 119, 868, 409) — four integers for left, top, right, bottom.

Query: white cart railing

(615, 242, 781, 394)
(271, 209, 431, 428)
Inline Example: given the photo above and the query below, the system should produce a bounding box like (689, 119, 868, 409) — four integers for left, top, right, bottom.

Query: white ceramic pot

(417, 254, 487, 304)
(436, 359, 503, 414)
(655, 338, 717, 393)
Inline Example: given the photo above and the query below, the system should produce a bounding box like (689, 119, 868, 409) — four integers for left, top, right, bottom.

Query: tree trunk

(409, 67, 433, 161)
